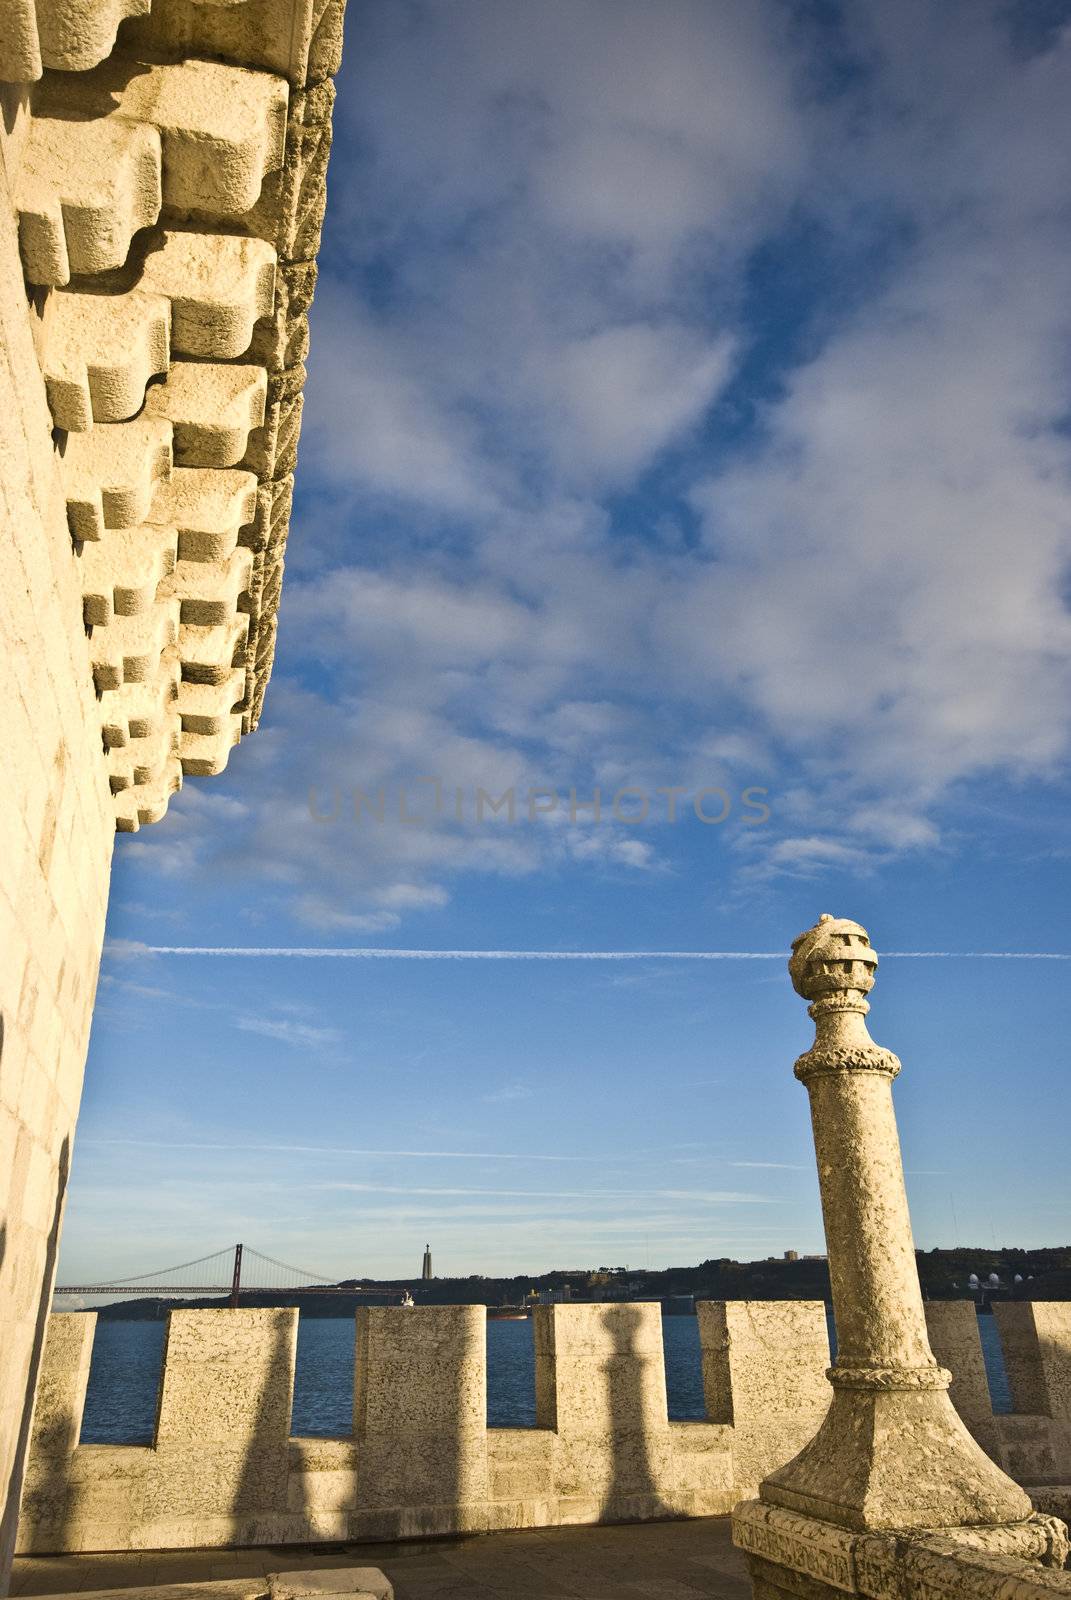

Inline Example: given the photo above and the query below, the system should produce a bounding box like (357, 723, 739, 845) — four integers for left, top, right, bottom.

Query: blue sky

(60, 0, 1071, 1285)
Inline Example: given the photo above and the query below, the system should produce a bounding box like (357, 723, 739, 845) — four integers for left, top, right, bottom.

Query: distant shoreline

(57, 1244, 1071, 1319)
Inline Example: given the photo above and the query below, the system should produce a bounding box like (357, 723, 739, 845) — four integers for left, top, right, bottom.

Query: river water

(78, 1311, 1012, 1445)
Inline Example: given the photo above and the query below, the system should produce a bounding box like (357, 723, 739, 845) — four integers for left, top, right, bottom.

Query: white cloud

(287, 568, 537, 669)
(730, 1161, 810, 1171)
(302, 0, 807, 508)
(746, 836, 877, 879)
(82, 1138, 594, 1161)
(126, 1, 1071, 922)
(481, 1082, 533, 1105)
(291, 900, 402, 934)
(320, 1181, 769, 1204)
(336, 0, 804, 260)
(546, 324, 735, 481)
(679, 11, 1071, 831)
(234, 1015, 343, 1050)
(302, 296, 500, 513)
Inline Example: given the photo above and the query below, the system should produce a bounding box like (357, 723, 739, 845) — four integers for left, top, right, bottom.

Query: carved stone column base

(760, 1386, 1033, 1531)
(732, 1499, 1069, 1600)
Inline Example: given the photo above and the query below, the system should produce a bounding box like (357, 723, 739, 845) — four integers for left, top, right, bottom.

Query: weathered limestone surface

(734, 915, 1065, 1600)
(990, 1303, 1071, 1492)
(3, 0, 344, 832)
(0, 1577, 393, 1600)
(354, 1306, 489, 1540)
(18, 1300, 819, 1553)
(0, 0, 150, 82)
(925, 1300, 1002, 1461)
(535, 1302, 677, 1524)
(761, 915, 1031, 1533)
(122, 0, 345, 89)
(144, 365, 267, 469)
(43, 286, 170, 430)
(0, 2, 345, 1586)
(15, 116, 162, 285)
(269, 1570, 392, 1600)
(8, 1586, 263, 1600)
(733, 1498, 1071, 1599)
(32, 58, 288, 219)
(157, 1309, 297, 1448)
(21, 1315, 95, 1463)
(698, 1300, 830, 1500)
(19, 1294, 1071, 1562)
(0, 82, 115, 1593)
(138, 232, 278, 360)
(60, 418, 173, 542)
(996, 1303, 1071, 1423)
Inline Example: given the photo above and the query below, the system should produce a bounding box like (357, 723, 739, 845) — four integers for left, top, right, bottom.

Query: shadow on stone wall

(598, 1303, 676, 1525)
(22, 1303, 306, 1553)
(25, 1297, 1009, 1552)
(1, 1135, 69, 1582)
(149, 1305, 300, 1548)
(231, 1309, 304, 1544)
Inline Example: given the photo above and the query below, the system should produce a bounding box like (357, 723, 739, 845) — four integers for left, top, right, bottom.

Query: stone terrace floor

(11, 1518, 752, 1600)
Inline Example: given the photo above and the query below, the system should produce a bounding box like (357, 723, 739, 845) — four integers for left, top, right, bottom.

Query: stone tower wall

(0, 78, 115, 1587)
(0, 3, 345, 1585)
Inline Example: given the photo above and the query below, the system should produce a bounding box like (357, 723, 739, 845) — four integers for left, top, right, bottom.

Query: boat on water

(487, 1305, 529, 1320)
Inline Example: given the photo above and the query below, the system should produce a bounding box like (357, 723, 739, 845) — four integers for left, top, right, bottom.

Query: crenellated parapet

(20, 1296, 1071, 1559)
(924, 1299, 1071, 1510)
(17, 1300, 830, 1553)
(2, 0, 344, 829)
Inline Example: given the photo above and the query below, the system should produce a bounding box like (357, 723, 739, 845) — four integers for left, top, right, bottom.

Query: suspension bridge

(52, 1244, 374, 1306)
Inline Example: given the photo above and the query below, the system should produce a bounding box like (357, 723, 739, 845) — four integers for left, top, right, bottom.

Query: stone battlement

(18, 1301, 832, 1553)
(17, 1297, 1071, 1557)
(927, 1300, 1071, 1501)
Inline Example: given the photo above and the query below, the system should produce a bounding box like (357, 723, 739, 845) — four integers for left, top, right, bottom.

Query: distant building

(784, 1250, 799, 1261)
(535, 1285, 573, 1305)
(422, 1243, 433, 1281)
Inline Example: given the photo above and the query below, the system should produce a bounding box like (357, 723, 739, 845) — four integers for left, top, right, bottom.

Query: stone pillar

(352, 1306, 488, 1540)
(761, 916, 1032, 1531)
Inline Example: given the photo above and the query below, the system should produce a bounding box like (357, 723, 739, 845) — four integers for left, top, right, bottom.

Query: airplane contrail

(107, 945, 1071, 960)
